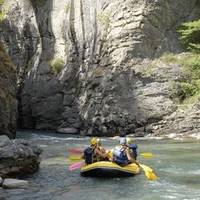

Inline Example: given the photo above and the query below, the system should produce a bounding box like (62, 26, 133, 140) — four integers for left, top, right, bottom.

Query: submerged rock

(2, 179, 28, 189)
(0, 135, 42, 177)
(0, 177, 2, 186)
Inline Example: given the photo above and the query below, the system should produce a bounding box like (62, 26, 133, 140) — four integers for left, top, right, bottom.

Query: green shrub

(0, 0, 5, 5)
(175, 82, 196, 101)
(142, 64, 156, 76)
(168, 19, 200, 104)
(160, 52, 178, 63)
(179, 53, 200, 80)
(177, 19, 200, 53)
(97, 11, 111, 35)
(34, 0, 47, 7)
(49, 58, 64, 75)
(169, 53, 200, 103)
(0, 12, 5, 21)
(65, 3, 70, 13)
(0, 0, 5, 21)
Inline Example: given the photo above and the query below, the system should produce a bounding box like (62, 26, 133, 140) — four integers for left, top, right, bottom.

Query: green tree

(178, 19, 200, 53)
(169, 21, 200, 103)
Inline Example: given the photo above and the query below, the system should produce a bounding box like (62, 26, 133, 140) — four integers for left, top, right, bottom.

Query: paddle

(69, 161, 85, 171)
(68, 149, 112, 161)
(69, 155, 83, 161)
(139, 163, 158, 181)
(68, 148, 83, 161)
(139, 152, 153, 158)
(68, 148, 153, 160)
(68, 148, 83, 154)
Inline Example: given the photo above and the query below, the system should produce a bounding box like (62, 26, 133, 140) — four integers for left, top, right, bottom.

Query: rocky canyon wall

(0, 41, 17, 138)
(0, 0, 200, 136)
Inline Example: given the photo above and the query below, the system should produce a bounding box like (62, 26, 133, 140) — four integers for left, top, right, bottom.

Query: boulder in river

(2, 178, 28, 189)
(0, 135, 42, 177)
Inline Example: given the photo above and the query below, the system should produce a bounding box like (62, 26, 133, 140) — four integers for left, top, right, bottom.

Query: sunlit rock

(2, 179, 28, 189)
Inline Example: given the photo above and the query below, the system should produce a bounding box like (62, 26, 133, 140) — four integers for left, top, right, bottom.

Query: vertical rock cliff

(0, 42, 17, 138)
(0, 0, 200, 136)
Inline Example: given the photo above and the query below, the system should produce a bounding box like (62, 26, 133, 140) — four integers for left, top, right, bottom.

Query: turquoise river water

(1, 131, 200, 200)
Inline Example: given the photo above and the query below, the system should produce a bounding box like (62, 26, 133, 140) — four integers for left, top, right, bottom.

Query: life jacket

(84, 147, 94, 164)
(83, 146, 99, 164)
(128, 144, 138, 159)
(94, 147, 102, 162)
(112, 146, 128, 165)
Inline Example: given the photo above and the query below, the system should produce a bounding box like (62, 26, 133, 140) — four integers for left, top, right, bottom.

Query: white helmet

(119, 138, 127, 145)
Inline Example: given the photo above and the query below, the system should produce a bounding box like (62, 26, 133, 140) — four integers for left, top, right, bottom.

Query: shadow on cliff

(1, 0, 61, 130)
(0, 41, 17, 138)
(0, 13, 42, 129)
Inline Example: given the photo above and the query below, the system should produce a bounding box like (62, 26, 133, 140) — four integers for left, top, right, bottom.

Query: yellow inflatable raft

(80, 161, 140, 177)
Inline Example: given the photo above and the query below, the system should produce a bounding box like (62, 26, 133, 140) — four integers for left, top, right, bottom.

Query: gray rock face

(0, 42, 17, 139)
(148, 101, 200, 137)
(0, 135, 42, 177)
(1, 0, 200, 136)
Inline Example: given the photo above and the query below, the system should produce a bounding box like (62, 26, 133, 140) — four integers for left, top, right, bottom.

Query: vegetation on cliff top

(165, 19, 200, 106)
(169, 53, 200, 103)
(177, 19, 200, 53)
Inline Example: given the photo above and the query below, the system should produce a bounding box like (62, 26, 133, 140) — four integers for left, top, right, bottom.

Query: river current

(1, 131, 200, 200)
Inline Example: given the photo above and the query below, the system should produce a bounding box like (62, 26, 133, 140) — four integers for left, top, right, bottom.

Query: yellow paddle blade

(149, 172, 157, 180)
(144, 170, 158, 181)
(107, 150, 113, 159)
(140, 164, 153, 172)
(140, 152, 153, 158)
(139, 164, 158, 181)
(69, 155, 83, 161)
